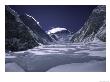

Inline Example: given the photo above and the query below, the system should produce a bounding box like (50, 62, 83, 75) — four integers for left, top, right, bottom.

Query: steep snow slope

(48, 27, 71, 42)
(48, 27, 68, 34)
(70, 5, 106, 42)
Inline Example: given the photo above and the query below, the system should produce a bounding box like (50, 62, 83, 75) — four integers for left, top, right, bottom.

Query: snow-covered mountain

(5, 6, 53, 51)
(70, 5, 106, 42)
(5, 5, 106, 72)
(20, 14, 53, 44)
(48, 27, 71, 42)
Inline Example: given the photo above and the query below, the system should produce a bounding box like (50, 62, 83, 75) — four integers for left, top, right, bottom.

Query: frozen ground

(5, 63, 25, 72)
(47, 61, 106, 72)
(5, 41, 106, 72)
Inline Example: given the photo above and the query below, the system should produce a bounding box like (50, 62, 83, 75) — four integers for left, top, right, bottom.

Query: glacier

(5, 41, 106, 72)
(5, 5, 106, 72)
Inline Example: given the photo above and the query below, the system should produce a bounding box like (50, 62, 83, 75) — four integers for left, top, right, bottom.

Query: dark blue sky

(9, 5, 97, 33)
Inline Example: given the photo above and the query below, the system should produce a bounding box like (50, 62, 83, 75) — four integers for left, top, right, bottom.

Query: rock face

(96, 19, 106, 42)
(48, 27, 71, 42)
(5, 6, 53, 51)
(20, 14, 53, 44)
(70, 5, 106, 42)
(5, 6, 39, 51)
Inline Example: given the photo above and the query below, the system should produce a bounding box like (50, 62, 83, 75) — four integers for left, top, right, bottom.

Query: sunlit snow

(26, 14, 40, 25)
(47, 27, 67, 34)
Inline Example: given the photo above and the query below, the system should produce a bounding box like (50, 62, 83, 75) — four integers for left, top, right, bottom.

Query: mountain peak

(47, 27, 68, 34)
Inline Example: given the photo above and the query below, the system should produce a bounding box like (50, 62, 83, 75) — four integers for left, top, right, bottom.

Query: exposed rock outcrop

(5, 6, 53, 51)
(5, 6, 39, 51)
(70, 5, 106, 42)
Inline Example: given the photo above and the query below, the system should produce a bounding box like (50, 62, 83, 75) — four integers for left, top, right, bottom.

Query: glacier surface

(5, 41, 106, 72)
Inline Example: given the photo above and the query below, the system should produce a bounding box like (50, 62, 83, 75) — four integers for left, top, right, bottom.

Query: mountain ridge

(70, 5, 106, 43)
(5, 6, 53, 51)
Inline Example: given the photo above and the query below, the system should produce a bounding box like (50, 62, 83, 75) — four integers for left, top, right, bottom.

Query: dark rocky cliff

(5, 6, 53, 51)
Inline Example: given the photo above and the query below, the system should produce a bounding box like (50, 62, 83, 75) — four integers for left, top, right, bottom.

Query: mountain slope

(5, 6, 53, 51)
(5, 6, 39, 51)
(70, 5, 106, 42)
(20, 14, 53, 44)
(48, 27, 71, 42)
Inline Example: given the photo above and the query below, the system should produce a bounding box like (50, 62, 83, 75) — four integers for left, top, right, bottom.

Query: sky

(9, 5, 97, 33)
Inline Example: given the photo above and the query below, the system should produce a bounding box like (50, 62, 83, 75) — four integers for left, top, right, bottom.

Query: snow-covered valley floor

(5, 42, 106, 72)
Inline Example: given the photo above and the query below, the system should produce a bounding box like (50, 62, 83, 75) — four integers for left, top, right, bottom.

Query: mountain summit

(47, 27, 71, 42)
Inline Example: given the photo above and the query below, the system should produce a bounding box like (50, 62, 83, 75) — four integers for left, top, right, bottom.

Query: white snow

(5, 41, 106, 72)
(26, 14, 40, 25)
(12, 42, 105, 57)
(47, 60, 106, 72)
(47, 27, 67, 34)
(90, 50, 106, 57)
(5, 63, 25, 72)
(26, 14, 37, 22)
(5, 56, 16, 59)
(74, 49, 105, 57)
